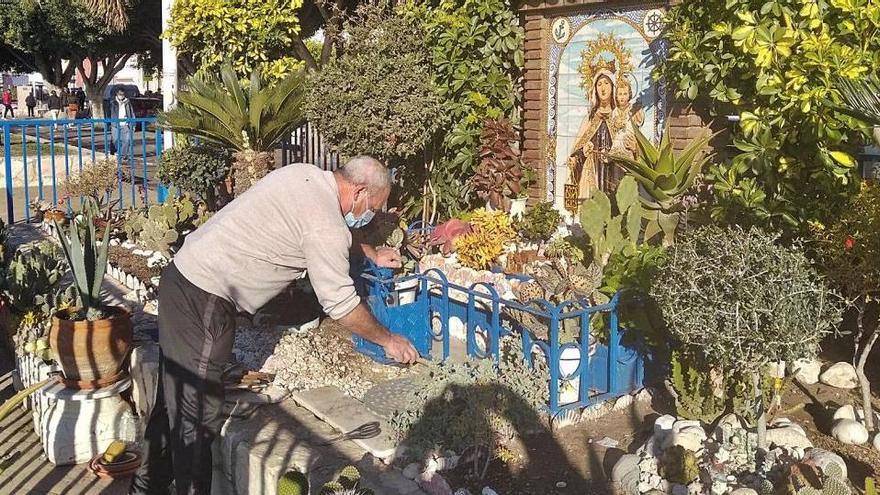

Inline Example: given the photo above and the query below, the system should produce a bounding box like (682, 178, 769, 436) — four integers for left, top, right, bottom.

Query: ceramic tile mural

(545, 6, 668, 214)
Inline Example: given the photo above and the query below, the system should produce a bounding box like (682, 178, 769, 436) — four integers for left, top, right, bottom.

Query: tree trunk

(857, 329, 878, 432)
(754, 371, 767, 454)
(85, 85, 105, 119)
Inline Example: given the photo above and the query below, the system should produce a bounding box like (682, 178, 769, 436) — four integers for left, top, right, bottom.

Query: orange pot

(49, 306, 133, 389)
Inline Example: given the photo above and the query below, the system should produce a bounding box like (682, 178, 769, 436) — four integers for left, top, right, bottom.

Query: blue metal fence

(0, 117, 167, 224)
(356, 261, 648, 415)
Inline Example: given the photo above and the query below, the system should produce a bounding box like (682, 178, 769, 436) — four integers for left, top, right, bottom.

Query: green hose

(0, 377, 52, 424)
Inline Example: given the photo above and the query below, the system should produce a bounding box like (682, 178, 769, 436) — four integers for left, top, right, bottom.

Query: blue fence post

(3, 124, 12, 224)
(608, 301, 620, 395)
(156, 129, 168, 203)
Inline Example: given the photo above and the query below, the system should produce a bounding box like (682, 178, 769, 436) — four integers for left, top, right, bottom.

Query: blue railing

(356, 262, 648, 415)
(0, 117, 167, 224)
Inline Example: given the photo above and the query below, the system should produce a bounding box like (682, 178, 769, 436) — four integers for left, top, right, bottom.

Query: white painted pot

(395, 277, 419, 305)
(509, 197, 528, 219)
(560, 379, 580, 405)
(559, 347, 581, 377)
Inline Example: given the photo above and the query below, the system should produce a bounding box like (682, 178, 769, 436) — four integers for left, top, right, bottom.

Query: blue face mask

(344, 191, 374, 228)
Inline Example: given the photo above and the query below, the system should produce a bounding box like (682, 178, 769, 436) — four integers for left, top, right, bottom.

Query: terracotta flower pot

(44, 210, 68, 225)
(49, 306, 133, 389)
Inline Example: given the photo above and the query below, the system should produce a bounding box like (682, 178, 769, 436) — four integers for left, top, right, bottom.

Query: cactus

(318, 466, 374, 495)
(578, 175, 641, 269)
(760, 479, 775, 495)
(795, 459, 853, 495)
(123, 196, 196, 257)
(660, 445, 699, 484)
(277, 470, 309, 495)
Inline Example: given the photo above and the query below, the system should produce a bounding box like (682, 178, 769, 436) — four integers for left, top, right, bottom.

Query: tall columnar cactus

(610, 123, 713, 246)
(578, 174, 642, 269)
(55, 200, 110, 320)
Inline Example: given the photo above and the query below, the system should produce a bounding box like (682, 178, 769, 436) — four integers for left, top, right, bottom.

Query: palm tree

(835, 75, 880, 145)
(159, 62, 307, 195)
(83, 0, 131, 32)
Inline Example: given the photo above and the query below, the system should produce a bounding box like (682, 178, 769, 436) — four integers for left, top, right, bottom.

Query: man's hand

(374, 246, 402, 269)
(383, 333, 419, 364)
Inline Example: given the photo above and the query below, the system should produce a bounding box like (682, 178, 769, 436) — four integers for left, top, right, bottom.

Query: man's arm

(337, 303, 418, 364)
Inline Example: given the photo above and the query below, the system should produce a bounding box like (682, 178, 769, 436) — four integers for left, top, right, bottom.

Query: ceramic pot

(395, 277, 419, 305)
(49, 306, 133, 389)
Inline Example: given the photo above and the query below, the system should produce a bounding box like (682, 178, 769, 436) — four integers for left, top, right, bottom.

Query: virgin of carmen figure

(567, 69, 629, 200)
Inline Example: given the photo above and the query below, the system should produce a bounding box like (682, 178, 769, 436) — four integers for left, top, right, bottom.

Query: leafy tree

(660, 0, 880, 233)
(401, 0, 523, 219)
(166, 0, 325, 82)
(305, 2, 441, 208)
(0, 0, 159, 115)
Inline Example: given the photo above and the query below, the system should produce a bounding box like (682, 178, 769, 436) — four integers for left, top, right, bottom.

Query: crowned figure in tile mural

(565, 33, 643, 205)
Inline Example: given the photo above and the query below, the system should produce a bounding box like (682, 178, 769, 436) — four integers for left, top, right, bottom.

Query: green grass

(0, 142, 66, 157)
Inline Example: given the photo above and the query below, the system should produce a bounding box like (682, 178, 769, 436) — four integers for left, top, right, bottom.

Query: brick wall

(521, 13, 547, 203)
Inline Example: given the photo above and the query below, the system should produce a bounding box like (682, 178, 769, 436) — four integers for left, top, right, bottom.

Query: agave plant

(55, 200, 111, 321)
(835, 75, 880, 145)
(610, 123, 713, 245)
(159, 62, 307, 195)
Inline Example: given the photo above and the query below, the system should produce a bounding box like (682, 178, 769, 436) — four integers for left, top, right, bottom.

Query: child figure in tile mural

(566, 34, 641, 203)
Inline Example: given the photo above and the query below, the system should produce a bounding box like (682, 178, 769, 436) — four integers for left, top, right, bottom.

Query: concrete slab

(290, 386, 399, 461)
(215, 398, 424, 495)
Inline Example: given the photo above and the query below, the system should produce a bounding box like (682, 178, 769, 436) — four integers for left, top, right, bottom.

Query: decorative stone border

(105, 260, 158, 303)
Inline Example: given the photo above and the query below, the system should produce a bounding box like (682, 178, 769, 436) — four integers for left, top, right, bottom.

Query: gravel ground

(232, 320, 407, 399)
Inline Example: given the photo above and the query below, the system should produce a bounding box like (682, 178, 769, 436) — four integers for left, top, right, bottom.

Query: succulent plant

(579, 175, 642, 269)
(429, 219, 472, 255)
(124, 196, 196, 257)
(472, 118, 524, 211)
(454, 230, 504, 271)
(609, 123, 713, 246)
(660, 445, 699, 484)
(277, 470, 309, 495)
(317, 465, 374, 495)
(55, 199, 111, 321)
(515, 202, 562, 242)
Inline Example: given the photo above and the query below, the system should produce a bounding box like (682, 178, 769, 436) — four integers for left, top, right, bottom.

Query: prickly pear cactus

(277, 470, 309, 495)
(578, 175, 641, 269)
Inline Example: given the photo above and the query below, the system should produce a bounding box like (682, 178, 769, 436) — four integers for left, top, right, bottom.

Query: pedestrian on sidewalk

(2, 89, 14, 119)
(25, 92, 36, 118)
(129, 157, 417, 495)
(110, 88, 135, 161)
(47, 91, 62, 124)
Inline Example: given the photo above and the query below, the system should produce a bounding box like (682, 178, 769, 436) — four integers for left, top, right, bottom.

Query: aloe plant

(159, 62, 306, 154)
(55, 200, 111, 320)
(610, 123, 713, 245)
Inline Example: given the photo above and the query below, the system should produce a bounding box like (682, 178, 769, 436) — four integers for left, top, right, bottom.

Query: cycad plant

(159, 62, 307, 195)
(835, 75, 880, 145)
(610, 124, 713, 245)
(55, 200, 111, 321)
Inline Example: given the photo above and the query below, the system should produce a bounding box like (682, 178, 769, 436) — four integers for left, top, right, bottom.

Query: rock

(654, 414, 676, 435)
(730, 489, 758, 495)
(636, 388, 653, 403)
(435, 455, 459, 471)
(875, 433, 880, 452)
(614, 394, 633, 411)
(555, 481, 567, 488)
(832, 419, 869, 445)
(402, 462, 421, 480)
(453, 490, 472, 495)
(804, 448, 848, 479)
(672, 419, 702, 432)
(671, 483, 689, 495)
(710, 479, 728, 495)
(481, 488, 498, 495)
(833, 404, 857, 422)
(766, 426, 813, 449)
(418, 472, 453, 495)
(671, 426, 708, 452)
(792, 358, 822, 384)
(612, 454, 640, 483)
(820, 362, 859, 389)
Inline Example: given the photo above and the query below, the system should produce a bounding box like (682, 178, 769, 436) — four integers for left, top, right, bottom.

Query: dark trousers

(3, 104, 13, 118)
(130, 262, 236, 495)
(26, 106, 34, 117)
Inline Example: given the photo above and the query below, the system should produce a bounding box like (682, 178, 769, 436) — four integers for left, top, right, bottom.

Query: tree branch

(292, 36, 319, 71)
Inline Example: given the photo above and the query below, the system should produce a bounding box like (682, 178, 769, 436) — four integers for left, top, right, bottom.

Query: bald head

(337, 156, 391, 194)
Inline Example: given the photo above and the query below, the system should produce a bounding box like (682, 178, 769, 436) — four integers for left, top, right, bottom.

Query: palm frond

(835, 76, 880, 127)
(82, 0, 130, 32)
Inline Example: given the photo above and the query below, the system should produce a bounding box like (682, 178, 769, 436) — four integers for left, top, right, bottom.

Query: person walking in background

(110, 87, 135, 162)
(25, 92, 36, 117)
(47, 91, 62, 124)
(2, 89, 15, 119)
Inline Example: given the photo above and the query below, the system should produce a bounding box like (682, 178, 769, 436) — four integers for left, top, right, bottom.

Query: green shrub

(516, 202, 561, 242)
(158, 144, 231, 209)
(305, 3, 440, 163)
